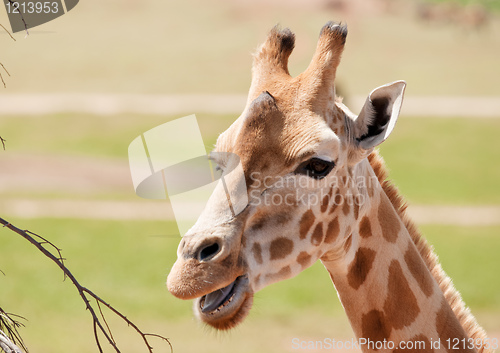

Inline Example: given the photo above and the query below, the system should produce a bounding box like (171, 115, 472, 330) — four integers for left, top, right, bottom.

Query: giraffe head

(167, 22, 406, 330)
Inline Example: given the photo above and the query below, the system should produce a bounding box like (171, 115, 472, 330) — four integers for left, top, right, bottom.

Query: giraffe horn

(248, 25, 295, 98)
(303, 22, 347, 98)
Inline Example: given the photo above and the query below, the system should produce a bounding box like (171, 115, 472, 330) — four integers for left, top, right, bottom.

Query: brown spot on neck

(324, 217, 340, 244)
(299, 209, 315, 239)
(359, 216, 372, 238)
(404, 242, 434, 298)
(436, 298, 476, 353)
(347, 247, 376, 290)
(311, 222, 324, 246)
(361, 310, 391, 350)
(297, 251, 312, 269)
(383, 260, 420, 330)
(378, 195, 400, 243)
(269, 237, 294, 260)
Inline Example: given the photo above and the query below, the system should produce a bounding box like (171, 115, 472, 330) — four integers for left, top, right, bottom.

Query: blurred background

(1, 0, 499, 352)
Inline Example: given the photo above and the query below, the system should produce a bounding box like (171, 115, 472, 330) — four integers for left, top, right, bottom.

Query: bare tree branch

(0, 217, 173, 353)
(0, 137, 5, 150)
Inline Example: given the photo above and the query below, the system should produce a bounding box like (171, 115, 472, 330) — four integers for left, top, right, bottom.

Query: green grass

(0, 218, 499, 352)
(379, 117, 500, 204)
(422, 225, 500, 309)
(0, 112, 231, 159)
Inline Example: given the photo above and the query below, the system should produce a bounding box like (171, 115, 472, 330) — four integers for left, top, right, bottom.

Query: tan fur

(367, 151, 491, 353)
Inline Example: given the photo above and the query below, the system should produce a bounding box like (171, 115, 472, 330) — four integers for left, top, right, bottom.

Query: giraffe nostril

(198, 242, 221, 262)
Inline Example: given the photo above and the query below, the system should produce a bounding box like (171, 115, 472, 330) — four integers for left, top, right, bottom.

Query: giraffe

(166, 22, 493, 352)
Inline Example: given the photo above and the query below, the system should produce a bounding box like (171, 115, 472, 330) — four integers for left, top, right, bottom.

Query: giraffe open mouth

(195, 275, 253, 330)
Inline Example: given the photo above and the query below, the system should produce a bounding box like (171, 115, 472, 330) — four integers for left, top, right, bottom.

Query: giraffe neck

(320, 154, 484, 353)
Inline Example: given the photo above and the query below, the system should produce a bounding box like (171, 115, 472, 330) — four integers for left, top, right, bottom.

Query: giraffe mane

(367, 150, 491, 353)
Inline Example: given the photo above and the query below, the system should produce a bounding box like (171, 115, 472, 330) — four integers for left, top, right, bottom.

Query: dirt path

(2, 198, 500, 225)
(0, 94, 499, 117)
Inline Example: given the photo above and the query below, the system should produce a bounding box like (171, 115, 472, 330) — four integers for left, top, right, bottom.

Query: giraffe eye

(295, 158, 335, 179)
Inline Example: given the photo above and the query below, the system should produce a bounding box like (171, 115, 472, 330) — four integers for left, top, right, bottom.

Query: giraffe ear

(354, 81, 406, 150)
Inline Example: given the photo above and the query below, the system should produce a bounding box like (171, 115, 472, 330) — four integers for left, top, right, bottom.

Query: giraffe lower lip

(198, 275, 247, 315)
(195, 275, 253, 330)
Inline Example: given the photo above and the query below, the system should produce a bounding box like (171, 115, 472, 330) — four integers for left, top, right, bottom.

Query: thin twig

(92, 320, 103, 353)
(0, 137, 5, 150)
(0, 217, 173, 353)
(0, 59, 10, 89)
(1, 19, 16, 89)
(0, 64, 11, 77)
(0, 24, 16, 41)
(96, 300, 116, 345)
(24, 229, 66, 280)
(85, 289, 173, 352)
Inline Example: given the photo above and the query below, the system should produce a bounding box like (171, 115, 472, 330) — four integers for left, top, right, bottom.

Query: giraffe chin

(194, 275, 253, 330)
